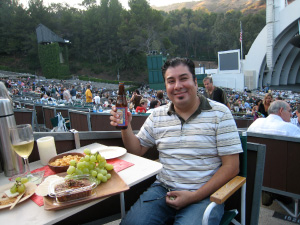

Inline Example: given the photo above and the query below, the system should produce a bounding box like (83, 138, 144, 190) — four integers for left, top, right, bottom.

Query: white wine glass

(10, 124, 44, 183)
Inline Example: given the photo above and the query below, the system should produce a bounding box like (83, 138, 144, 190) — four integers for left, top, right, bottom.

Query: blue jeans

(121, 183, 224, 225)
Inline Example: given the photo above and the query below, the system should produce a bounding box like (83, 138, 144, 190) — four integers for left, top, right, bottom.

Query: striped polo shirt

(136, 95, 243, 191)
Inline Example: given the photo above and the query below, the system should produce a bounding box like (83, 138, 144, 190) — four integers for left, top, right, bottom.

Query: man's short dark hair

(150, 100, 159, 109)
(156, 90, 164, 100)
(161, 58, 196, 81)
(255, 99, 262, 105)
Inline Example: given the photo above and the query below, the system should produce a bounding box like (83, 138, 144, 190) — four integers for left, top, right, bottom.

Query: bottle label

(116, 107, 128, 127)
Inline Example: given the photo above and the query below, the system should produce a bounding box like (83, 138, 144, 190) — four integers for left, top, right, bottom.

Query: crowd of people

(1, 73, 300, 119)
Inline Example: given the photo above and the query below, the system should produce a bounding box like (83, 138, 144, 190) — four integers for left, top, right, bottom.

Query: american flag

(239, 21, 243, 43)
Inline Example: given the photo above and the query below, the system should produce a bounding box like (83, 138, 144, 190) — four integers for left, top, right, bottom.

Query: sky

(19, 0, 199, 9)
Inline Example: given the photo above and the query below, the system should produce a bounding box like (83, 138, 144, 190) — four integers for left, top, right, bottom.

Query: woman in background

(130, 89, 142, 109)
(252, 99, 262, 115)
(156, 90, 168, 105)
(258, 93, 273, 117)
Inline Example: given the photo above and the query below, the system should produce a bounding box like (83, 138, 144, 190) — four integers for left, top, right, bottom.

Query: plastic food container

(48, 174, 97, 203)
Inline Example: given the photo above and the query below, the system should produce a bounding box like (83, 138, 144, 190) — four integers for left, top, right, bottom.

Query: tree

(0, 0, 266, 79)
(211, 10, 242, 55)
(0, 0, 31, 56)
(117, 0, 169, 71)
(119, 0, 167, 54)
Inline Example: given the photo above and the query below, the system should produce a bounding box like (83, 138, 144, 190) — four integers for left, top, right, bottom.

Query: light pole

(117, 69, 120, 81)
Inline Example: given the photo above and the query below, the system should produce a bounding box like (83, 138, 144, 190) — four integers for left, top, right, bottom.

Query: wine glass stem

(23, 157, 31, 175)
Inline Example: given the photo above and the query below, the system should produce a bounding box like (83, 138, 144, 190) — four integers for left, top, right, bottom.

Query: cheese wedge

(35, 175, 64, 196)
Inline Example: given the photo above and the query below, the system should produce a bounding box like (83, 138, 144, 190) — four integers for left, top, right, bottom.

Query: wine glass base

(27, 171, 45, 184)
(10, 171, 45, 185)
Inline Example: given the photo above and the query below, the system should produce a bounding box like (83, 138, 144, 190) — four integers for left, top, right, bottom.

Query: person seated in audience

(135, 99, 148, 113)
(40, 94, 49, 102)
(108, 98, 115, 107)
(93, 93, 101, 105)
(156, 90, 168, 105)
(248, 100, 300, 137)
(130, 89, 142, 109)
(146, 99, 161, 113)
(251, 98, 261, 116)
(258, 93, 272, 117)
(63, 87, 72, 103)
(12, 88, 20, 95)
(248, 100, 300, 206)
(290, 105, 300, 128)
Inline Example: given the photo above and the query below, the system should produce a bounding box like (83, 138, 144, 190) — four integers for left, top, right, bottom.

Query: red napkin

(29, 159, 134, 207)
(31, 165, 56, 177)
(31, 193, 44, 206)
(30, 166, 56, 206)
(106, 158, 134, 172)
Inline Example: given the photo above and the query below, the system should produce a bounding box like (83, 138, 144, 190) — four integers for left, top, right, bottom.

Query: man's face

(281, 104, 292, 122)
(203, 79, 213, 92)
(164, 64, 198, 109)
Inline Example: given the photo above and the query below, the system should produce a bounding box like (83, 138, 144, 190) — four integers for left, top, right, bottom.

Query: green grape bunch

(10, 177, 28, 194)
(66, 148, 114, 185)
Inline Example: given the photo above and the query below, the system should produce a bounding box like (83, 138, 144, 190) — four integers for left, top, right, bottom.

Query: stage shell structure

(243, 0, 300, 89)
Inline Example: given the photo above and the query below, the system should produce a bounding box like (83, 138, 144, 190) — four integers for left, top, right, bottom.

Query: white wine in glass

(10, 124, 44, 183)
(12, 140, 34, 158)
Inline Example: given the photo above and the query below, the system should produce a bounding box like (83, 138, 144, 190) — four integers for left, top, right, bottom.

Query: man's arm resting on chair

(210, 176, 246, 204)
(166, 154, 240, 210)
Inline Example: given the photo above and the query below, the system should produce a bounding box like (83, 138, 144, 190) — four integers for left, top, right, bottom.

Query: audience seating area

(14, 100, 255, 132)
(247, 132, 300, 217)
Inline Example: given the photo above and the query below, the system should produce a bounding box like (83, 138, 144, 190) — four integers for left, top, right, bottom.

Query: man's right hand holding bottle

(110, 106, 132, 128)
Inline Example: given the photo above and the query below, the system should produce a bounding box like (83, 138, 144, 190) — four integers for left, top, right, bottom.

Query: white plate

(94, 146, 127, 159)
(0, 182, 37, 209)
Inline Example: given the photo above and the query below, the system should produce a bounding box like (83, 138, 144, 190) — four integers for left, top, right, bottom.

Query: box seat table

(0, 143, 163, 225)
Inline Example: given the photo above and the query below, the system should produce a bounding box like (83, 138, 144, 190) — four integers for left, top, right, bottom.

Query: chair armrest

(210, 176, 246, 204)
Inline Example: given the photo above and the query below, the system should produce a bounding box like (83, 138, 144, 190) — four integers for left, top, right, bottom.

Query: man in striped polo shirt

(110, 58, 243, 225)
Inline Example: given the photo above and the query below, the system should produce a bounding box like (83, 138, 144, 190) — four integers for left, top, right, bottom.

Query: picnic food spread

(37, 148, 114, 204)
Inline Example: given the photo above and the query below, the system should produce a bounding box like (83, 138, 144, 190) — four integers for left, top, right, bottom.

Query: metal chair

(68, 109, 91, 131)
(13, 108, 39, 132)
(42, 106, 56, 130)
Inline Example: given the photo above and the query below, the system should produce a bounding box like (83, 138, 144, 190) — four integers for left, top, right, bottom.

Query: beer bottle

(116, 82, 128, 129)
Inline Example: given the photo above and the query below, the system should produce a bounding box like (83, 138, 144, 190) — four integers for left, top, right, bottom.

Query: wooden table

(0, 143, 163, 225)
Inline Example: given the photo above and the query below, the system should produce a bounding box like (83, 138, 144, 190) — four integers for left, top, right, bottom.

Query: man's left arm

(166, 153, 239, 210)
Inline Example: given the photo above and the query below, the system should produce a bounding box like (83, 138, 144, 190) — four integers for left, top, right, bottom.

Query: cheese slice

(4, 189, 19, 198)
(35, 175, 64, 196)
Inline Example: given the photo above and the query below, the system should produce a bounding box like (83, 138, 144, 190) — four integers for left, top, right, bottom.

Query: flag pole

(240, 21, 243, 60)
